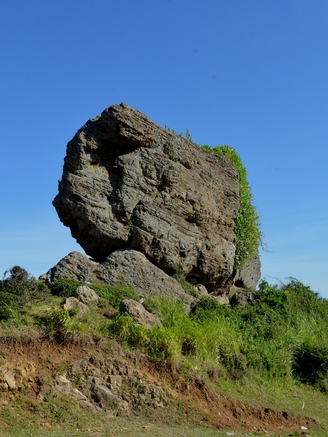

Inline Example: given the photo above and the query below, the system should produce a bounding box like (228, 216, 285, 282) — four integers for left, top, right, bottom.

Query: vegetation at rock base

(202, 145, 262, 270)
(0, 268, 328, 435)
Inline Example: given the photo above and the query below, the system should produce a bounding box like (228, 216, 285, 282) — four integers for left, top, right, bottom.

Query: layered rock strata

(53, 103, 243, 293)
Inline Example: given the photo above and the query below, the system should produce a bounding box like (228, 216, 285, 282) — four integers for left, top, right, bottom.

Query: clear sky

(1, 0, 327, 297)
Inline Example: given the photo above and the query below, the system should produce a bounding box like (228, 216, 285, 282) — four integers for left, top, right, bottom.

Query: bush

(190, 296, 224, 323)
(0, 292, 19, 320)
(258, 279, 288, 313)
(1, 266, 50, 313)
(40, 307, 82, 337)
(293, 340, 328, 391)
(50, 278, 84, 298)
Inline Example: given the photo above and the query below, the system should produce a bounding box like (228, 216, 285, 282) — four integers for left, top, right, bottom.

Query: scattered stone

(63, 297, 89, 315)
(193, 283, 208, 296)
(4, 370, 16, 390)
(215, 295, 230, 305)
(73, 285, 99, 305)
(119, 299, 162, 328)
(79, 399, 99, 413)
(41, 250, 195, 307)
(233, 254, 261, 290)
(229, 291, 258, 308)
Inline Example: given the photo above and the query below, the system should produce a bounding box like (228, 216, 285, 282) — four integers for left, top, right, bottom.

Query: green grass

(0, 270, 328, 435)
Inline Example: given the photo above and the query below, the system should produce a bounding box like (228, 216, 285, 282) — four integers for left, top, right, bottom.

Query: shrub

(50, 278, 84, 298)
(190, 296, 224, 323)
(90, 282, 139, 308)
(0, 292, 19, 320)
(293, 340, 328, 391)
(1, 266, 50, 312)
(41, 307, 82, 337)
(257, 279, 288, 313)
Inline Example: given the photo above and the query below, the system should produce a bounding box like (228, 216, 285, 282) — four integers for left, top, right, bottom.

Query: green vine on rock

(202, 145, 262, 270)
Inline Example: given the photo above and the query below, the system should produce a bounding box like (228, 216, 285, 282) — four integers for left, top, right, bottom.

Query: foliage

(2, 263, 328, 397)
(0, 266, 50, 320)
(38, 307, 82, 339)
(90, 282, 139, 308)
(293, 340, 328, 391)
(202, 145, 262, 269)
(164, 126, 192, 140)
(0, 291, 19, 320)
(168, 152, 179, 162)
(109, 278, 328, 391)
(190, 296, 225, 323)
(49, 278, 84, 298)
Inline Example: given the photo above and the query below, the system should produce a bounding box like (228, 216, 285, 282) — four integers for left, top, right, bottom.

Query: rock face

(53, 103, 243, 293)
(41, 250, 195, 306)
(233, 254, 261, 290)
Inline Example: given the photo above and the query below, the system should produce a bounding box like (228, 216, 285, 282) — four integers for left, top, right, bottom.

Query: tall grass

(109, 279, 328, 392)
(1, 266, 328, 394)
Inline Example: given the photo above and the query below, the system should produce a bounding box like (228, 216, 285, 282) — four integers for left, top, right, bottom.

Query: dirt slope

(0, 338, 316, 435)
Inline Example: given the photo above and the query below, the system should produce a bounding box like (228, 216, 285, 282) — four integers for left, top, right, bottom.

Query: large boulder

(53, 103, 240, 293)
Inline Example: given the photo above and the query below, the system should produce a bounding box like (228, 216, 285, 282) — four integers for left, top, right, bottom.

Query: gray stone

(229, 291, 258, 308)
(215, 295, 230, 305)
(91, 383, 128, 411)
(73, 285, 99, 304)
(79, 400, 99, 412)
(233, 253, 261, 290)
(53, 103, 240, 293)
(4, 370, 16, 390)
(119, 299, 162, 328)
(39, 251, 98, 284)
(193, 283, 208, 296)
(94, 249, 195, 305)
(63, 297, 89, 315)
(41, 249, 195, 306)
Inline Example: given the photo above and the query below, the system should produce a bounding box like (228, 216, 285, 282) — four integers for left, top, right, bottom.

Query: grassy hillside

(0, 266, 328, 436)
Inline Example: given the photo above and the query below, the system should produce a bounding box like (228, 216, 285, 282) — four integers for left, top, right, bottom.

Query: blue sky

(1, 0, 327, 297)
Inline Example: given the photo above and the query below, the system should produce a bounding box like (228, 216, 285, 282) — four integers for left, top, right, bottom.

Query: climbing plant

(202, 145, 262, 270)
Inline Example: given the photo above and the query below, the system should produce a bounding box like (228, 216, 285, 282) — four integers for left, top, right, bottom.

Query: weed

(168, 152, 179, 162)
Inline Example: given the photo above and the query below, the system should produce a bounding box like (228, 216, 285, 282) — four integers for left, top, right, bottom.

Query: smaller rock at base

(119, 299, 162, 328)
(73, 285, 99, 305)
(63, 297, 89, 315)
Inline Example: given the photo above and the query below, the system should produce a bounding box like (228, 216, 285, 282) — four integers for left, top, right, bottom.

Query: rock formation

(53, 103, 259, 294)
(41, 250, 195, 306)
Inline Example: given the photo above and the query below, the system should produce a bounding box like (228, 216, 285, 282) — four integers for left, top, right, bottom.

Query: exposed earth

(0, 337, 316, 435)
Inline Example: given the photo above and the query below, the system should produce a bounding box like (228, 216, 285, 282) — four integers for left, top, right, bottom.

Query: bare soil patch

(0, 338, 316, 435)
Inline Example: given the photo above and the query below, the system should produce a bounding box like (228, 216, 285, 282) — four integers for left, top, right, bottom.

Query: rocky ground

(0, 337, 315, 435)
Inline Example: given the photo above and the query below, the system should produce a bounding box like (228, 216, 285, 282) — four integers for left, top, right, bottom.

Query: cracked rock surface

(53, 103, 241, 293)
